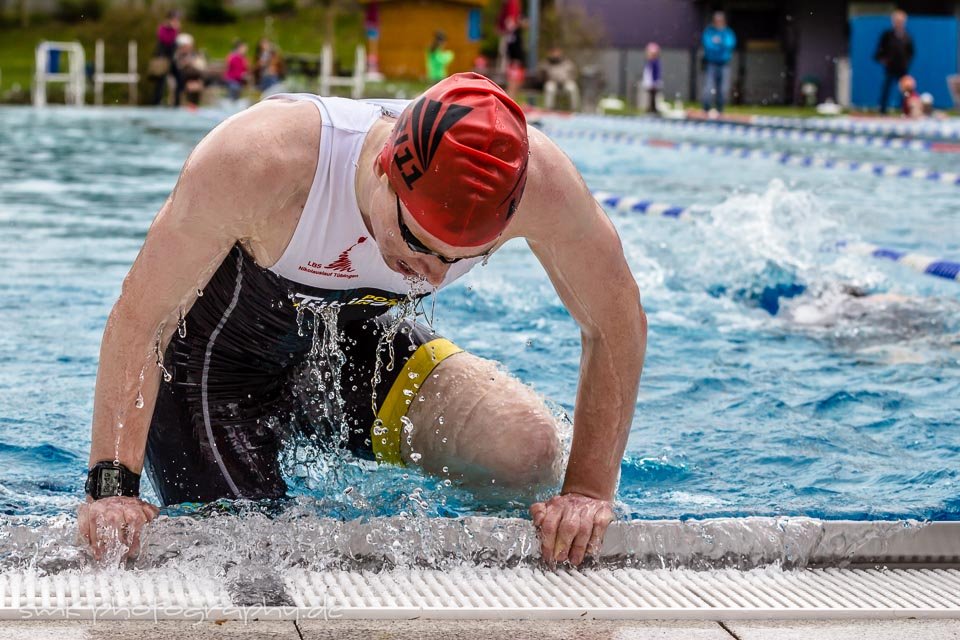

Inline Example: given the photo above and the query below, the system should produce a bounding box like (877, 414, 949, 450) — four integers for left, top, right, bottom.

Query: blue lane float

(543, 127, 960, 186)
(592, 191, 960, 284)
(836, 241, 960, 283)
(591, 191, 697, 220)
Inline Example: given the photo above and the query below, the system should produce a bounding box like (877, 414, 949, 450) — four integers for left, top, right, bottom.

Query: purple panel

(792, 0, 848, 101)
(558, 0, 702, 49)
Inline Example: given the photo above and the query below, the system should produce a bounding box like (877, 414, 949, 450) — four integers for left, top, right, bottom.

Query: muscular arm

(81, 100, 317, 556)
(515, 129, 647, 562)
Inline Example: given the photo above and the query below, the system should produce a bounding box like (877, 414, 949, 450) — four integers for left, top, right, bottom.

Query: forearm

(88, 297, 177, 473)
(562, 300, 647, 500)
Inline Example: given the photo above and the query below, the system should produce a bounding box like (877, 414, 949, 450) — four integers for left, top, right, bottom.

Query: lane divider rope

(558, 114, 960, 152)
(592, 191, 960, 284)
(569, 113, 960, 142)
(544, 127, 960, 186)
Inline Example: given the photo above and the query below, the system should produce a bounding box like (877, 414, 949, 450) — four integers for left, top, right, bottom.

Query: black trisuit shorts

(143, 245, 464, 506)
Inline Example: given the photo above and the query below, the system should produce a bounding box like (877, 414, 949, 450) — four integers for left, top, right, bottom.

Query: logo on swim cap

(380, 72, 529, 248)
(391, 99, 473, 191)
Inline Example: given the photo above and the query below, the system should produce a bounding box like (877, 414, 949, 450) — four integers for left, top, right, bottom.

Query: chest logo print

(323, 236, 367, 273)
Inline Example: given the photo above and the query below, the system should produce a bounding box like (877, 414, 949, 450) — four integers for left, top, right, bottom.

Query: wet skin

(80, 98, 646, 566)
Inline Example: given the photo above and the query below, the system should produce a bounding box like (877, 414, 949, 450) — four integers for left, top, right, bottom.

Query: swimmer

(778, 283, 959, 362)
(77, 73, 647, 566)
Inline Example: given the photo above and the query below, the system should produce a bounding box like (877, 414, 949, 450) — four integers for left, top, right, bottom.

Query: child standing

(641, 42, 663, 113)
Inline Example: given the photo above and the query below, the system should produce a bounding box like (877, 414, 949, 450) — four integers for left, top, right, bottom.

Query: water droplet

(196, 288, 204, 297)
(135, 392, 144, 409)
(442, 466, 449, 473)
(409, 452, 422, 463)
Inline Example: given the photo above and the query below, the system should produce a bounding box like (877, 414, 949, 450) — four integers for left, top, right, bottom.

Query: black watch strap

(85, 461, 141, 500)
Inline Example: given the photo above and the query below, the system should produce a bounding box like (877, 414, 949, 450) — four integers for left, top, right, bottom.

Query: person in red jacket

(224, 40, 249, 101)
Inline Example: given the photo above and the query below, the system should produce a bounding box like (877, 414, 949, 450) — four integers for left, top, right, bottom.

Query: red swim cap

(379, 72, 529, 248)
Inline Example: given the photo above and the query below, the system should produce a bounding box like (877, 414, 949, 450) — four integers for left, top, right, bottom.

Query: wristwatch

(85, 461, 141, 500)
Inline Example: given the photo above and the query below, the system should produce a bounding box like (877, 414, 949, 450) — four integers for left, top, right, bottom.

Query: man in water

(78, 73, 647, 566)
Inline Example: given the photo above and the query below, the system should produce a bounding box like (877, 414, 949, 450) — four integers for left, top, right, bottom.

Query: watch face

(98, 468, 121, 497)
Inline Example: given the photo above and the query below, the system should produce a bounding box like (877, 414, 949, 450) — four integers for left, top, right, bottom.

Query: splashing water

(154, 331, 173, 383)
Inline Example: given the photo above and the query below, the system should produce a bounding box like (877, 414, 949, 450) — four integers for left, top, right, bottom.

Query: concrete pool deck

(4, 519, 959, 635)
(2, 619, 960, 639)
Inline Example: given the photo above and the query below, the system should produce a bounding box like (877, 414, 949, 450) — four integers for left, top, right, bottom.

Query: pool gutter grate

(3, 567, 960, 620)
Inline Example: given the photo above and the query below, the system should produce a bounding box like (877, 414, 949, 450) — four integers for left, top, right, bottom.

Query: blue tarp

(850, 15, 958, 109)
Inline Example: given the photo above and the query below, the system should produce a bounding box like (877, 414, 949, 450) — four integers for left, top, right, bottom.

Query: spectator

(504, 15, 526, 101)
(149, 10, 181, 106)
(701, 10, 736, 114)
(899, 75, 923, 119)
(223, 40, 249, 101)
(874, 10, 914, 115)
(641, 42, 663, 114)
(472, 54, 491, 78)
(540, 47, 579, 111)
(255, 38, 285, 92)
(948, 74, 960, 110)
(174, 33, 206, 108)
(496, 0, 522, 74)
(426, 31, 454, 82)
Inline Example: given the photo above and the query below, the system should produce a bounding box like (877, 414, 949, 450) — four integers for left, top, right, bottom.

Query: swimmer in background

(776, 283, 958, 363)
(77, 73, 647, 567)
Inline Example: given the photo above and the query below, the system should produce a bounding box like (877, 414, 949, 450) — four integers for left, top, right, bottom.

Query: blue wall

(850, 15, 958, 109)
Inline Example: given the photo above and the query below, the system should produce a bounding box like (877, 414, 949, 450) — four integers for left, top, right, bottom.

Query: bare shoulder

(505, 126, 597, 242)
(186, 99, 320, 195)
(166, 98, 321, 253)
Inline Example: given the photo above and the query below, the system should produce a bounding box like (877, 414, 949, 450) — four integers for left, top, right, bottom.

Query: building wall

(558, 0, 702, 49)
(792, 0, 849, 102)
(377, 0, 482, 78)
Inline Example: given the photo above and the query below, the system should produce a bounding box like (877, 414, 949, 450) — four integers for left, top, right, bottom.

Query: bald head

(892, 10, 907, 31)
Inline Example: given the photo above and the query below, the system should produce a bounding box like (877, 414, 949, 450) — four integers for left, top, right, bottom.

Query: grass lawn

(0, 7, 362, 102)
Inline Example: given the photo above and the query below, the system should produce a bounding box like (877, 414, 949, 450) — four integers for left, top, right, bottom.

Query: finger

(587, 507, 614, 558)
(126, 520, 144, 557)
(142, 502, 160, 520)
(81, 510, 102, 559)
(538, 507, 564, 562)
(567, 520, 593, 566)
(529, 503, 546, 527)
(553, 511, 581, 563)
(76, 505, 90, 544)
(98, 511, 125, 556)
(89, 512, 111, 560)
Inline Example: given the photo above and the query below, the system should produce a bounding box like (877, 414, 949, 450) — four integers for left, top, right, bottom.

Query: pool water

(1, 106, 959, 545)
